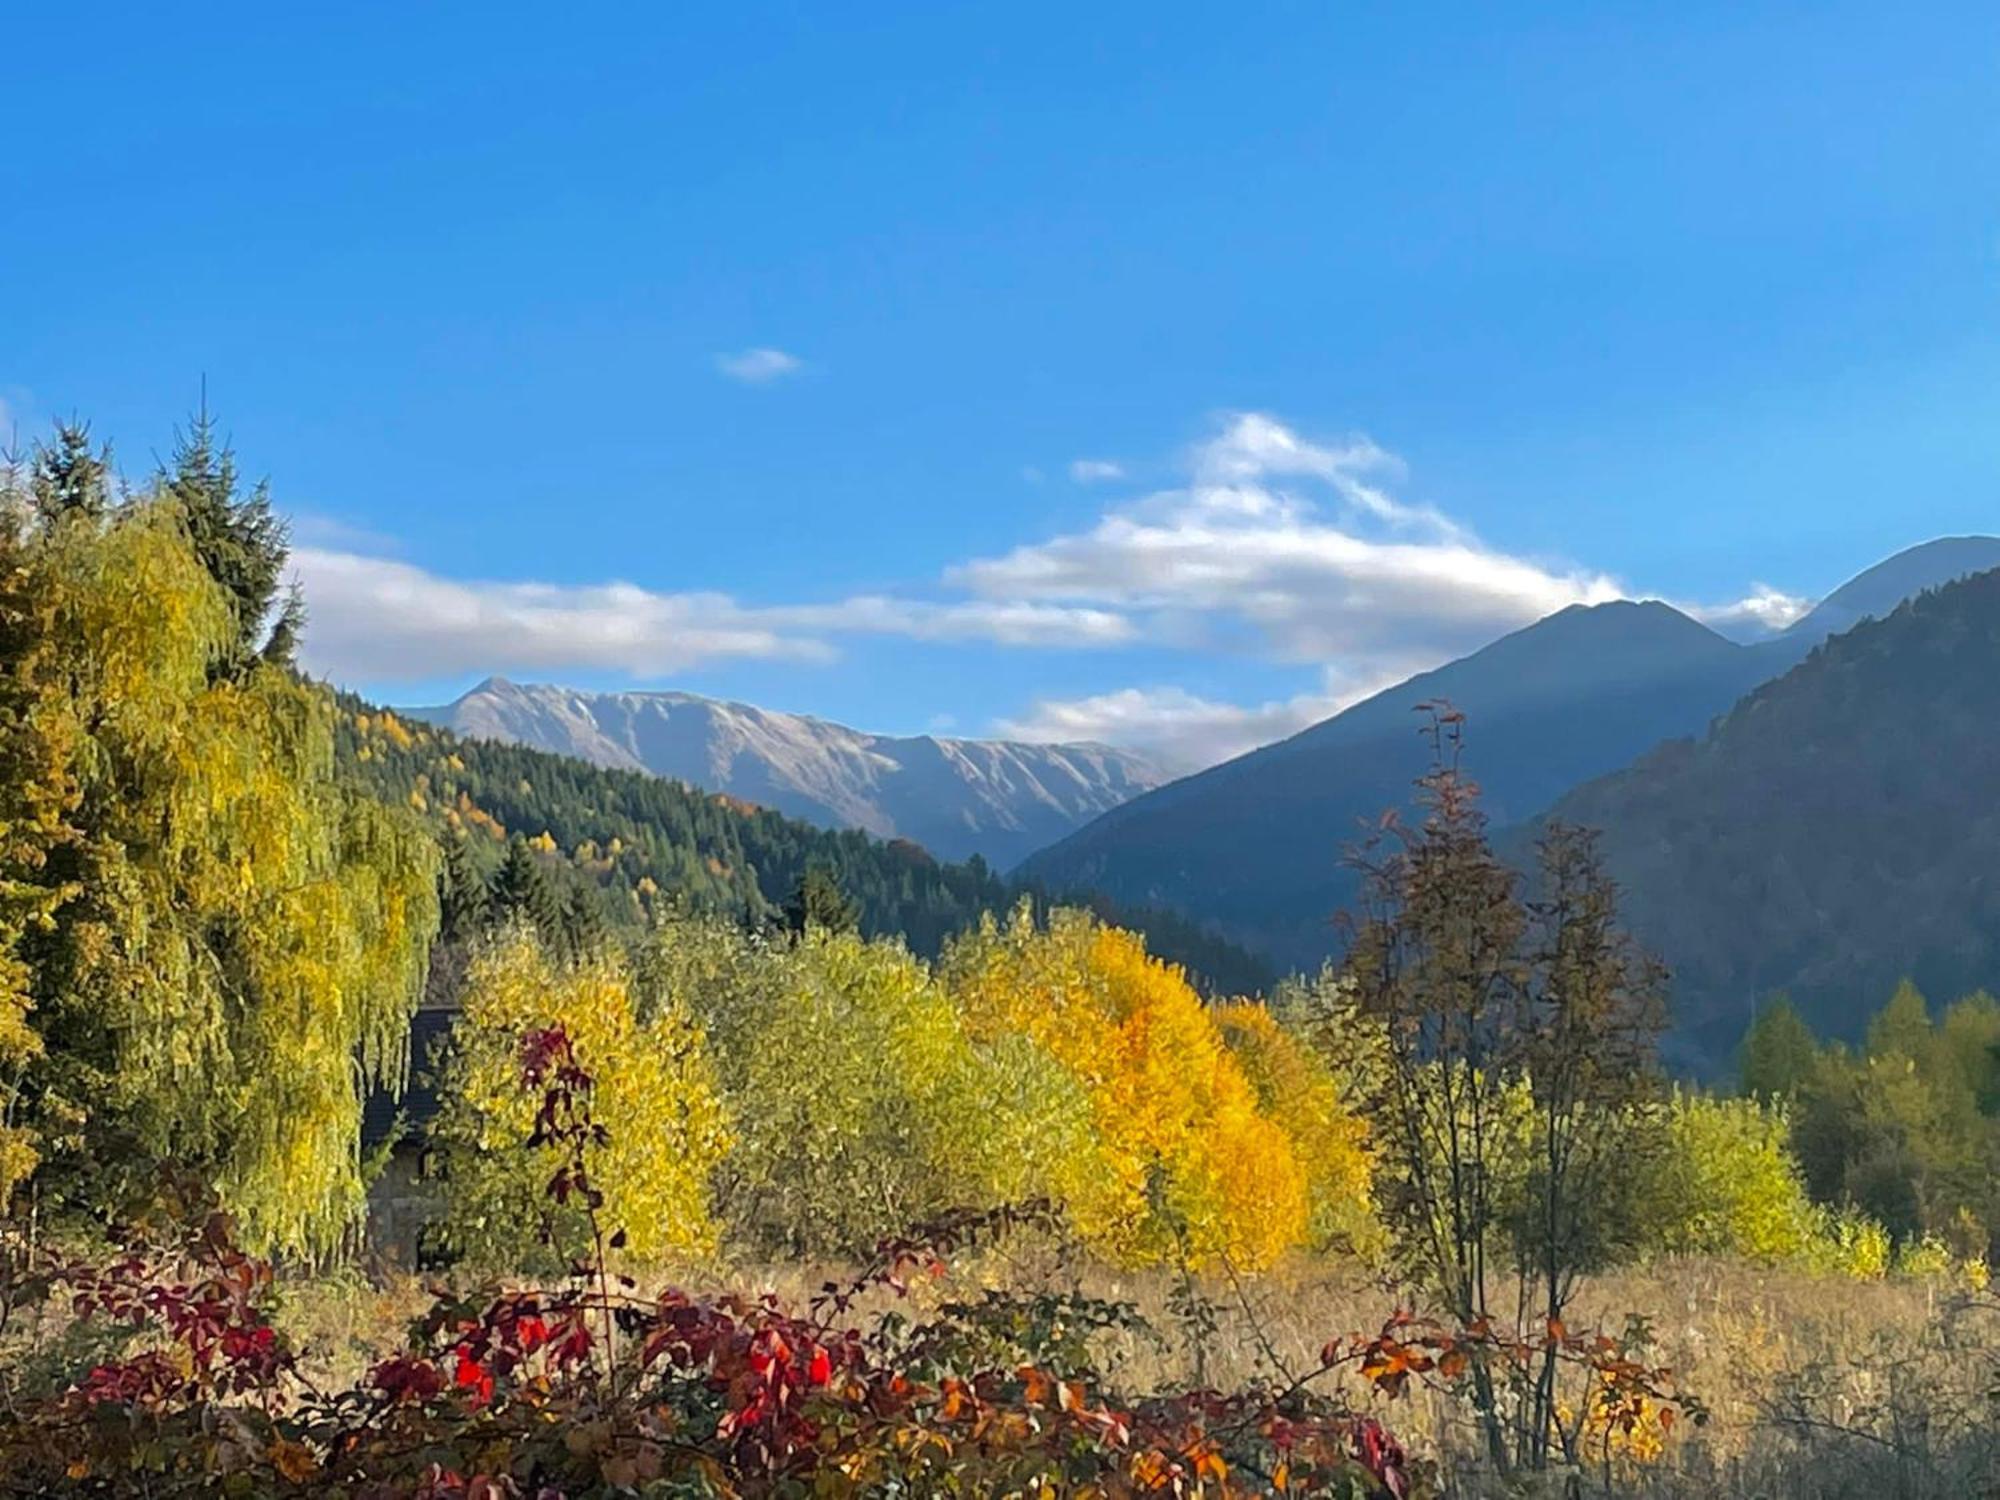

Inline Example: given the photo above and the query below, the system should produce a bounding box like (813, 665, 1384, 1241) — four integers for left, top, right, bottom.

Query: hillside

(404, 678, 1165, 869)
(1533, 564, 2000, 1069)
(1018, 538, 2000, 972)
(1020, 600, 1766, 968)
(335, 697, 1270, 993)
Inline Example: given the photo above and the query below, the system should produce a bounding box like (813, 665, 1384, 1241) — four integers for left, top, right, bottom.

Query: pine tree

(30, 421, 112, 523)
(161, 408, 287, 674)
(491, 837, 563, 943)
(786, 864, 858, 935)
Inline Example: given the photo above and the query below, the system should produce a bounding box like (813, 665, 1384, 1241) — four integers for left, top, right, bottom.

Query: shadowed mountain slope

(1018, 539, 2000, 973)
(1531, 563, 2000, 1070)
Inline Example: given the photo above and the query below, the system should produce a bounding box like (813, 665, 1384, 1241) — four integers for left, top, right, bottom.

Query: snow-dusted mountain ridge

(403, 677, 1166, 869)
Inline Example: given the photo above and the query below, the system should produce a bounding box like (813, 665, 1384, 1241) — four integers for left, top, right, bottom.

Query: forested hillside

(1020, 540, 2000, 978)
(335, 695, 1272, 992)
(1539, 564, 2000, 1066)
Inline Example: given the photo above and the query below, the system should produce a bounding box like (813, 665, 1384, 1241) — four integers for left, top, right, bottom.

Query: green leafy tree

(650, 914, 1093, 1257)
(1868, 979, 1934, 1063)
(1786, 984, 2000, 1253)
(1341, 708, 1664, 1477)
(1738, 994, 1819, 1101)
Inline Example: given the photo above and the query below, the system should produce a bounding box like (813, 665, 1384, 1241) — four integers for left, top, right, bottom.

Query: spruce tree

(30, 420, 112, 523)
(438, 834, 490, 945)
(786, 864, 858, 935)
(560, 882, 608, 959)
(491, 837, 563, 943)
(260, 580, 307, 670)
(161, 408, 287, 674)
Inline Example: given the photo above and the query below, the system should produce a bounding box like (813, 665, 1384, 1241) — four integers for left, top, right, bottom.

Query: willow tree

(0, 444, 438, 1256)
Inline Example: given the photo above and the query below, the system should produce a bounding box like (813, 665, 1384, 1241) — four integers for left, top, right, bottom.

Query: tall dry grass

(267, 1247, 2000, 1497)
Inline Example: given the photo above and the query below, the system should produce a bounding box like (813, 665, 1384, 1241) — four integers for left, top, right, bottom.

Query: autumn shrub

(431, 926, 730, 1269)
(1637, 1091, 1824, 1262)
(1214, 1001, 1383, 1259)
(642, 915, 1097, 1257)
(942, 902, 1309, 1270)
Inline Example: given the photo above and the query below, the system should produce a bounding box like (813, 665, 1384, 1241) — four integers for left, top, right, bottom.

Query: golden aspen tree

(1213, 1000, 1383, 1258)
(942, 903, 1308, 1270)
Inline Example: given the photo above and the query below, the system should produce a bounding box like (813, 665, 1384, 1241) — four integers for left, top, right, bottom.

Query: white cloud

(956, 412, 1624, 667)
(1068, 458, 1126, 483)
(715, 347, 804, 383)
(996, 665, 1407, 772)
(281, 406, 1826, 770)
(1685, 583, 1814, 638)
(288, 547, 1133, 685)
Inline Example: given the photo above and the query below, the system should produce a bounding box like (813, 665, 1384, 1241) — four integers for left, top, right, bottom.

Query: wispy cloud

(287, 510, 407, 556)
(1685, 583, 1814, 638)
(1068, 458, 1126, 483)
(281, 406, 1818, 768)
(995, 665, 1406, 772)
(714, 347, 804, 384)
(956, 412, 1623, 667)
(287, 548, 1132, 685)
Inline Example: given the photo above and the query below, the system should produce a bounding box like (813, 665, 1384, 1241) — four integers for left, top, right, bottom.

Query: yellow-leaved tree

(0, 429, 440, 1255)
(433, 926, 731, 1270)
(1213, 1000, 1382, 1259)
(1633, 1090, 1887, 1275)
(642, 915, 1095, 1256)
(941, 903, 1307, 1270)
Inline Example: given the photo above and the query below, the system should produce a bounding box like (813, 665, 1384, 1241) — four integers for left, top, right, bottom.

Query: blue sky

(5, 2, 1997, 767)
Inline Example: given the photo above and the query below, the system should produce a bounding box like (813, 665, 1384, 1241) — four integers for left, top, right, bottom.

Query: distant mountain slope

(1019, 601, 1765, 968)
(336, 697, 1273, 994)
(1535, 563, 2000, 1070)
(1774, 536, 2000, 646)
(404, 678, 1165, 869)
(1017, 539, 2000, 973)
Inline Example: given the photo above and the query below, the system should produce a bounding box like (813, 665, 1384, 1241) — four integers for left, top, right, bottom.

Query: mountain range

(404, 679, 1167, 869)
(406, 535, 2000, 1071)
(1016, 536, 2000, 975)
(1536, 560, 2000, 1069)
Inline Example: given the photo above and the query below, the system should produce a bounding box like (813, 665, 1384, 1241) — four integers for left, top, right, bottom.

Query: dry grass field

(253, 1248, 2000, 1498)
